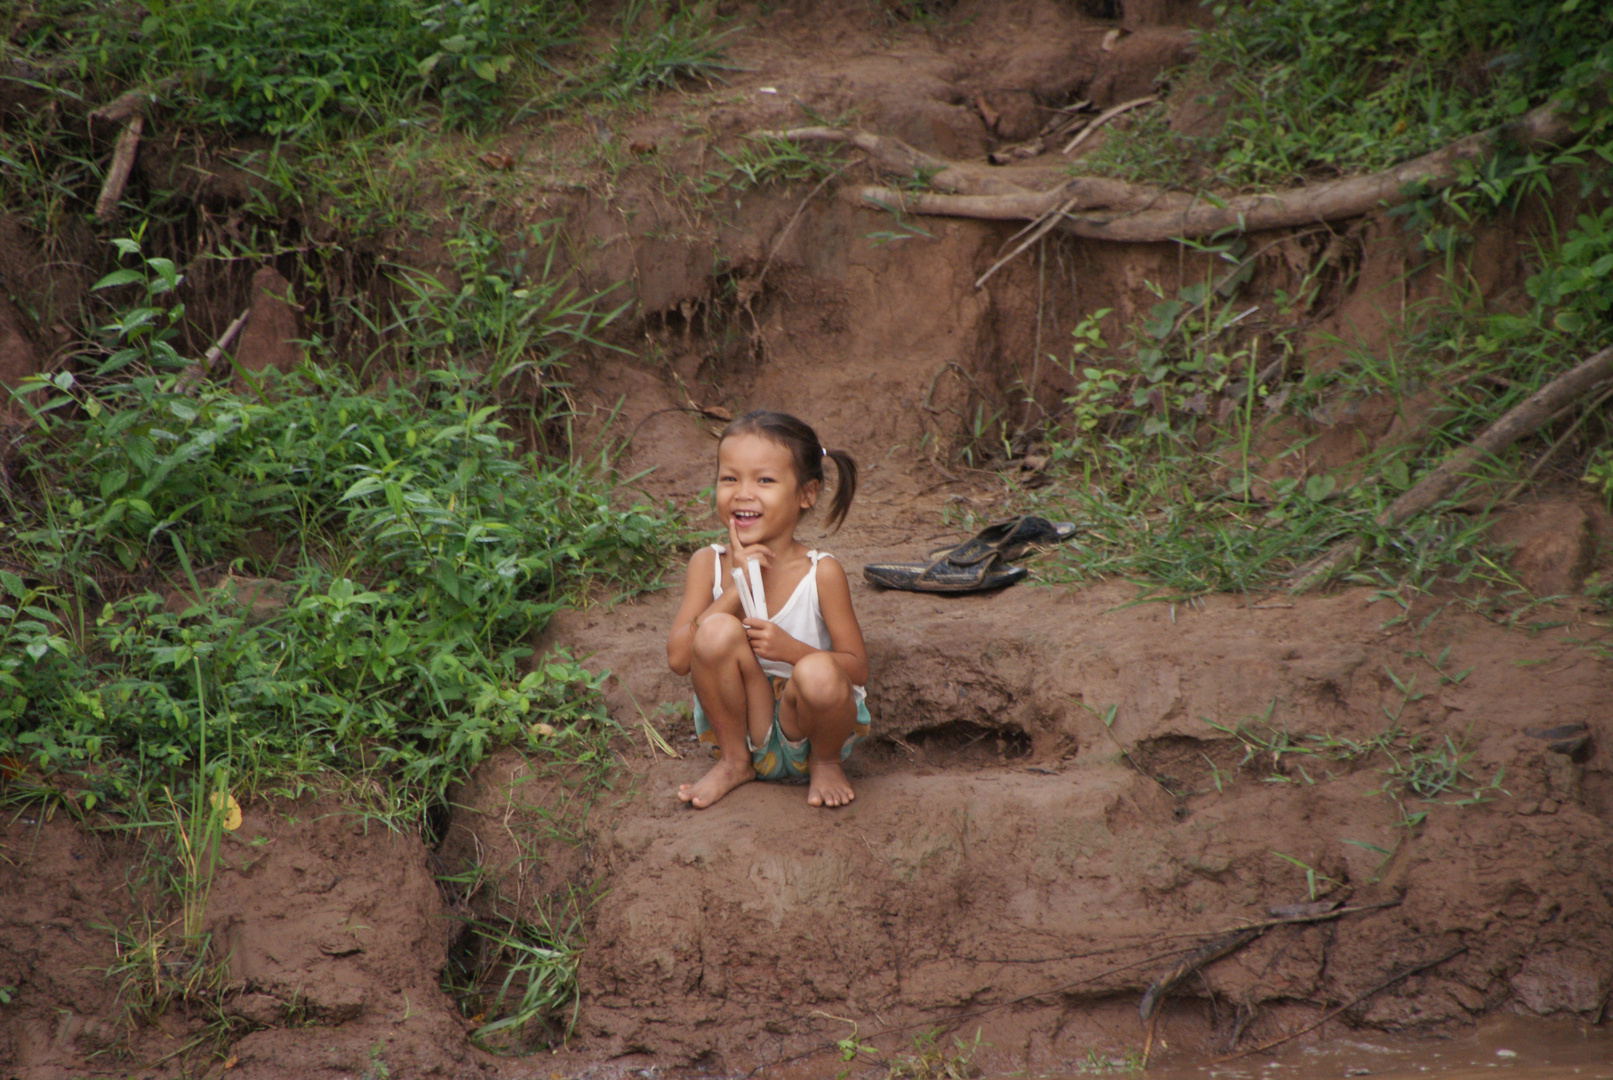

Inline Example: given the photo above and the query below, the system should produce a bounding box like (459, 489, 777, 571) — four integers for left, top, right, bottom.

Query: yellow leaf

(530, 722, 555, 738)
(209, 790, 243, 831)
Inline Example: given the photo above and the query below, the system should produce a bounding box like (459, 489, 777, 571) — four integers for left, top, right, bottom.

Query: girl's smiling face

(716, 432, 818, 542)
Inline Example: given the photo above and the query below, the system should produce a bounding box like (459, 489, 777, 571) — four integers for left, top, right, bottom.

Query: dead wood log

(1059, 102, 1572, 240)
(89, 88, 152, 127)
(94, 117, 143, 223)
(855, 173, 1147, 221)
(1290, 343, 1613, 592)
(845, 102, 1574, 243)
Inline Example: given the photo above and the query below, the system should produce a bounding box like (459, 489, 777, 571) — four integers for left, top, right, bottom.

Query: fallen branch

(94, 117, 143, 223)
(1215, 945, 1467, 1061)
(175, 308, 249, 394)
(1501, 383, 1613, 504)
(89, 88, 152, 127)
(1290, 343, 1613, 592)
(1061, 94, 1158, 156)
(856, 174, 1148, 222)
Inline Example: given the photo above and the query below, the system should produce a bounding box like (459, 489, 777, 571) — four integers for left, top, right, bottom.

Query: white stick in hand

(746, 557, 767, 619)
(732, 567, 758, 619)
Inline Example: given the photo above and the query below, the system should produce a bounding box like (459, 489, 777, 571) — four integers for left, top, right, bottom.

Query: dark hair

(719, 410, 859, 531)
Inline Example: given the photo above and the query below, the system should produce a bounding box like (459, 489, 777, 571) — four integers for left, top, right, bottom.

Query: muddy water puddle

(1139, 1019, 1613, 1080)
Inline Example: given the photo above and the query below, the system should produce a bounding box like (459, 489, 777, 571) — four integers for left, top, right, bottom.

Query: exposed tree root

(784, 103, 1574, 245)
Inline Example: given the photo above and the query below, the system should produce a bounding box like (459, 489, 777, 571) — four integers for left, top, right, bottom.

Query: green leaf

(0, 571, 25, 600)
(94, 268, 146, 290)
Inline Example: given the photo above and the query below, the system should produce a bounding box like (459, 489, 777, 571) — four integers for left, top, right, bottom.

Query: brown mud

(4, 2, 1612, 1078)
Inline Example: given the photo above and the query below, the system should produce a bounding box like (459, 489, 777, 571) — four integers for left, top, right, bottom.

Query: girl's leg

(680, 613, 772, 808)
(779, 652, 859, 808)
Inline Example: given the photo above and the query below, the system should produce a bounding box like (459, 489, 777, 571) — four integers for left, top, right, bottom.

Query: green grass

(1083, 0, 1613, 191)
(518, 0, 741, 115)
(700, 133, 845, 194)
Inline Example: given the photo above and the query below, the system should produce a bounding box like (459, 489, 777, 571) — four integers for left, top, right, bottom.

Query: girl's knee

(692, 612, 747, 661)
(791, 652, 849, 709)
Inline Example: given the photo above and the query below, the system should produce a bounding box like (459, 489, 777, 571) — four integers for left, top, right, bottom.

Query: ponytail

(820, 447, 858, 532)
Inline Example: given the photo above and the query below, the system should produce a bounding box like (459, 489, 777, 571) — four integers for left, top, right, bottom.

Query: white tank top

(707, 544, 865, 700)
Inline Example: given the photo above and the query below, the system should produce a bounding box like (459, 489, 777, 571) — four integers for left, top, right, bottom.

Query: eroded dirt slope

(5, 1, 1612, 1077)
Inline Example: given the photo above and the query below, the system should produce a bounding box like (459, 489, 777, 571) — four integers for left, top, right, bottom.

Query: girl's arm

(666, 548, 745, 676)
(812, 556, 869, 687)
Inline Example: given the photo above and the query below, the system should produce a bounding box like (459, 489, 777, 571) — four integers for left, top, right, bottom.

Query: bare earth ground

(4, 2, 1612, 1077)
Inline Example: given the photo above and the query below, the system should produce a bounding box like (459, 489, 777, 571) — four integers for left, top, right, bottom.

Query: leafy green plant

(1378, 732, 1507, 808)
(525, 0, 738, 111)
(1584, 447, 1613, 507)
(382, 220, 630, 395)
(3, 233, 677, 823)
(1073, 1048, 1145, 1074)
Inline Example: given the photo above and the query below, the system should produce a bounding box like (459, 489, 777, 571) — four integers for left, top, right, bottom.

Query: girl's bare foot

(806, 759, 855, 807)
(678, 758, 754, 808)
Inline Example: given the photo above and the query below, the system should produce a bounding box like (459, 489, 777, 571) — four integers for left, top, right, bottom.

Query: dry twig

(1061, 94, 1158, 155)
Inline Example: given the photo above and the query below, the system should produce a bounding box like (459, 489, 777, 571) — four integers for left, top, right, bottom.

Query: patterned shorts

(691, 677, 872, 782)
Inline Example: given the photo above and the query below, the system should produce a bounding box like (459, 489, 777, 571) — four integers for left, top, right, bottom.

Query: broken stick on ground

(94, 117, 143, 223)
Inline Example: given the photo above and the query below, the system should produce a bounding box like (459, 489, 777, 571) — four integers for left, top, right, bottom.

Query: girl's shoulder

(812, 550, 849, 587)
(685, 543, 722, 576)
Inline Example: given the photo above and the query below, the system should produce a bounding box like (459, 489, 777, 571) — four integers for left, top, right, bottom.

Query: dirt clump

(232, 266, 306, 379)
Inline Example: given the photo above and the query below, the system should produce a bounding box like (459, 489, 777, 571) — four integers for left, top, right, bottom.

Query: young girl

(666, 411, 870, 809)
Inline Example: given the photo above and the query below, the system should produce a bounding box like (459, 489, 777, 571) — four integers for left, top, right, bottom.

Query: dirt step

(545, 577, 1613, 772)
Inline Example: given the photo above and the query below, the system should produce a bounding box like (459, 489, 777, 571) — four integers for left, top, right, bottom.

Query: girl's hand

(741, 618, 804, 664)
(726, 516, 774, 574)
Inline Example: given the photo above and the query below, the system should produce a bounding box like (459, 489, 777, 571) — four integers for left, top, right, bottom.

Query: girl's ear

(799, 479, 820, 510)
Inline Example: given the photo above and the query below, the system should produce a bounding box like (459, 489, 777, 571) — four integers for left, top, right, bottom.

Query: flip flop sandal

(862, 554, 1028, 593)
(927, 515, 1078, 567)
